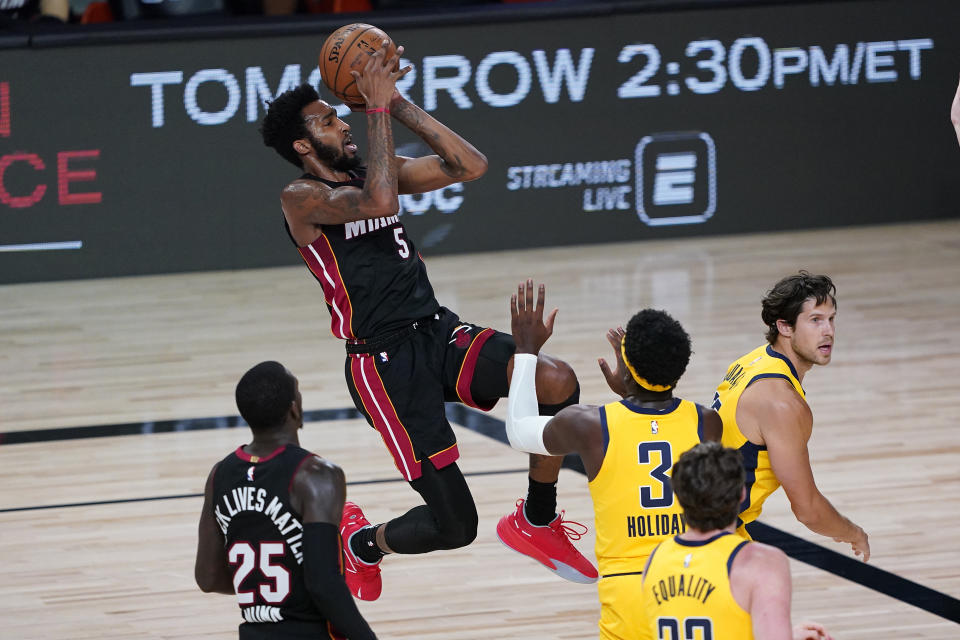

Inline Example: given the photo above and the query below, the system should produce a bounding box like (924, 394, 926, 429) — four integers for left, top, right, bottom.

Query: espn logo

(635, 131, 717, 226)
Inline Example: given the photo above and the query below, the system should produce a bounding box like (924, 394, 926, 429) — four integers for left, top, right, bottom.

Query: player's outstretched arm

(505, 279, 557, 456)
(951, 72, 960, 148)
(294, 457, 378, 640)
(504, 279, 604, 476)
(195, 464, 235, 595)
(390, 93, 488, 194)
(735, 543, 795, 640)
(750, 382, 870, 561)
(734, 542, 834, 640)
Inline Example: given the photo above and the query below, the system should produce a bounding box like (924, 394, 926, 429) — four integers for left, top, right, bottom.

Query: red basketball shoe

(496, 499, 598, 584)
(340, 501, 383, 601)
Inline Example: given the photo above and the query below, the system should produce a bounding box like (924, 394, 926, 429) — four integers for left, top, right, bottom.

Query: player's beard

(790, 334, 832, 367)
(311, 135, 363, 173)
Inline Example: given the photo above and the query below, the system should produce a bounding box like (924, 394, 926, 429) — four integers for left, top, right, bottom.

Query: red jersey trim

(428, 443, 460, 470)
(349, 354, 423, 481)
(455, 328, 497, 411)
(234, 444, 287, 463)
(300, 234, 355, 339)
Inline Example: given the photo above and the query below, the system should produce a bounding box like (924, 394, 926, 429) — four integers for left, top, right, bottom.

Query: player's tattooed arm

(363, 109, 400, 210)
(281, 173, 398, 232)
(390, 95, 488, 193)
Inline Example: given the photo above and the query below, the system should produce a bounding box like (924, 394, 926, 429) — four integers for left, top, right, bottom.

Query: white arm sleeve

(506, 353, 551, 455)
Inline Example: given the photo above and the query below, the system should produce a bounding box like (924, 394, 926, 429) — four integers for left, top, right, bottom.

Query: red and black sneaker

(339, 501, 383, 601)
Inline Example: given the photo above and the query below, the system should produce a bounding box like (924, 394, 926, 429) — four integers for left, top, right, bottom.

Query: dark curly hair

(260, 83, 320, 169)
(623, 309, 691, 389)
(761, 271, 837, 345)
(235, 361, 296, 431)
(671, 442, 744, 531)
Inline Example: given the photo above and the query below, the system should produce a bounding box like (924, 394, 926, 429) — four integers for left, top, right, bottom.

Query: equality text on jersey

(649, 572, 718, 606)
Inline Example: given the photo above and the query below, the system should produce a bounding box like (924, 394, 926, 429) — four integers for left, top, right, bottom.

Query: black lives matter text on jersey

(215, 485, 305, 562)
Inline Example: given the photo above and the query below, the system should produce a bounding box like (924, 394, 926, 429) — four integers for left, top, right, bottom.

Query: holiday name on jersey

(627, 513, 687, 538)
(214, 486, 305, 563)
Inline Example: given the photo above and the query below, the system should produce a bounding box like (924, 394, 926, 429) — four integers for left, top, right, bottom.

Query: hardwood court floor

(1, 220, 959, 638)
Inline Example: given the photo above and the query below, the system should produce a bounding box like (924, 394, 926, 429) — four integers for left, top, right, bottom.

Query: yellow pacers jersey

(642, 533, 753, 640)
(712, 344, 805, 536)
(590, 398, 706, 640)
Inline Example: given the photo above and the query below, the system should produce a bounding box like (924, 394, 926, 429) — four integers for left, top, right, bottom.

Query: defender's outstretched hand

(510, 279, 557, 355)
(597, 326, 627, 398)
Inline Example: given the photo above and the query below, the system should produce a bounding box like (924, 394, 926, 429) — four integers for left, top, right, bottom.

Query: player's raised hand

(510, 279, 557, 356)
(598, 326, 628, 398)
(351, 41, 412, 109)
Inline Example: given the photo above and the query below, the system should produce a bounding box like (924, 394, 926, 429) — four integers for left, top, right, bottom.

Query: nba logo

(635, 131, 717, 226)
(650, 420, 659, 434)
(246, 466, 255, 482)
(379, 351, 389, 362)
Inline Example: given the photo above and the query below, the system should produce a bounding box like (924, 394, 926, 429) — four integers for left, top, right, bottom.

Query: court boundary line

(0, 467, 530, 514)
(2, 404, 958, 623)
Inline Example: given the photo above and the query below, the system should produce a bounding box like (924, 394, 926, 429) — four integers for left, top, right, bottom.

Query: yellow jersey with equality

(642, 532, 753, 640)
(589, 398, 707, 576)
(712, 344, 805, 537)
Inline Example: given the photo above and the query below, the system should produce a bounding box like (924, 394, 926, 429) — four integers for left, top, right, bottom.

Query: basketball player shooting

(259, 37, 597, 602)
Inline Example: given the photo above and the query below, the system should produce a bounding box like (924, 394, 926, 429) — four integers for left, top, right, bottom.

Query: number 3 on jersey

(638, 441, 674, 508)
(228, 541, 291, 605)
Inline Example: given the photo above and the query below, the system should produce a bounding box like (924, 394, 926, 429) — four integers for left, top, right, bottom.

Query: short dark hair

(623, 309, 691, 389)
(235, 361, 296, 431)
(761, 271, 837, 344)
(671, 442, 744, 531)
(260, 83, 320, 169)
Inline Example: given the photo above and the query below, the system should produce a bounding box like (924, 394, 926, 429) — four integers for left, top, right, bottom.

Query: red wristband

(366, 107, 390, 114)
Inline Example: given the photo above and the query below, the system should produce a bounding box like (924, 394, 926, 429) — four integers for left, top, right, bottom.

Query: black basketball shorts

(343, 307, 515, 481)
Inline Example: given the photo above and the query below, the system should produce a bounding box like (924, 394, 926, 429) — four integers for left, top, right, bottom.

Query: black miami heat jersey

(212, 444, 333, 635)
(286, 171, 439, 340)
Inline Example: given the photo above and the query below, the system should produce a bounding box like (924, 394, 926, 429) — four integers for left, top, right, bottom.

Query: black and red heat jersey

(285, 171, 439, 340)
(212, 444, 330, 632)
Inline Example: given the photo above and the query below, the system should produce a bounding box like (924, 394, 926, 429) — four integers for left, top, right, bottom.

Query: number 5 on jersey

(394, 227, 410, 258)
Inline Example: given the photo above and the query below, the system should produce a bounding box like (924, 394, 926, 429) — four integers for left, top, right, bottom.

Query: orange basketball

(319, 23, 397, 104)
